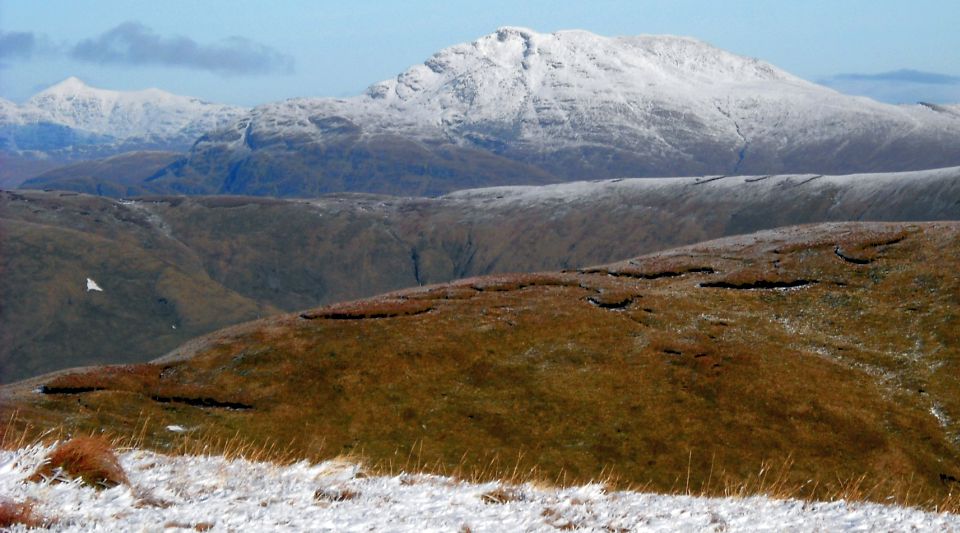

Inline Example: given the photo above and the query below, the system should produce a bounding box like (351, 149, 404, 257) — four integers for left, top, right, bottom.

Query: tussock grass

(29, 435, 129, 489)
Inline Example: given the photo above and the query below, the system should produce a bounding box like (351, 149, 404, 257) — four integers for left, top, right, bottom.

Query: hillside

(4, 221, 960, 505)
(3, 167, 959, 382)
(19, 151, 182, 196)
(17, 29, 960, 198)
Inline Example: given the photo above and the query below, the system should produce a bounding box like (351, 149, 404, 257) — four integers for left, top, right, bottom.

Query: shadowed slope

(20, 151, 181, 197)
(4, 222, 959, 504)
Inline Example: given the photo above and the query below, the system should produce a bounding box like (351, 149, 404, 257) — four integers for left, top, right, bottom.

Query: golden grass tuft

(29, 435, 129, 489)
(0, 498, 47, 529)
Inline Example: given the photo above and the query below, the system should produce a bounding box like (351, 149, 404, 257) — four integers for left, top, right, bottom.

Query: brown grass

(602, 257, 717, 279)
(467, 272, 581, 292)
(8, 419, 960, 516)
(0, 498, 46, 529)
(29, 435, 129, 489)
(164, 521, 215, 531)
(299, 298, 434, 320)
(314, 486, 360, 502)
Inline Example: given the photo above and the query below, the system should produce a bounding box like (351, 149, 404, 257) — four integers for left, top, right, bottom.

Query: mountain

(3, 166, 958, 382)
(127, 27, 960, 198)
(5, 221, 960, 506)
(0, 78, 245, 186)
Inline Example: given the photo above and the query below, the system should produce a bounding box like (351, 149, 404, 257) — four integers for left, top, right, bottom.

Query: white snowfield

(0, 77, 246, 147)
(220, 27, 960, 158)
(2, 445, 959, 532)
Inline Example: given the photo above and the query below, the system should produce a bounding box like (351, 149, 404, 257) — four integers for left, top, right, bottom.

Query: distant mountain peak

(32, 76, 106, 99)
(492, 25, 538, 40)
(2, 78, 247, 156)
(49, 76, 90, 90)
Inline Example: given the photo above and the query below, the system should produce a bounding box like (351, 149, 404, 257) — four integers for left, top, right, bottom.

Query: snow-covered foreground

(2, 445, 959, 532)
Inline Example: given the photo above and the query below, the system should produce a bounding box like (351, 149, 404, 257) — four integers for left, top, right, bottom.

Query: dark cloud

(0, 31, 38, 59)
(70, 22, 293, 76)
(828, 69, 960, 85)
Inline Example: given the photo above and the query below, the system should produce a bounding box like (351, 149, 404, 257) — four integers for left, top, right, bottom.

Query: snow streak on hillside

(2, 445, 959, 531)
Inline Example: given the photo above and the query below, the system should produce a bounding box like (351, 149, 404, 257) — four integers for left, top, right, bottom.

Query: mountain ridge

(0, 78, 246, 182)
(107, 27, 960, 197)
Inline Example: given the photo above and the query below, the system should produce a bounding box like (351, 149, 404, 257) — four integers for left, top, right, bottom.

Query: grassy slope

(0, 191, 278, 381)
(4, 221, 959, 503)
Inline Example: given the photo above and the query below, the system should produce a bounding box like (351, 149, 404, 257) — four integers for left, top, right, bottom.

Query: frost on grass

(3, 445, 960, 532)
(29, 436, 129, 489)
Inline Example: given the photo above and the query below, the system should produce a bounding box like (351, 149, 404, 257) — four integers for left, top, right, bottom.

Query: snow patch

(1, 445, 959, 531)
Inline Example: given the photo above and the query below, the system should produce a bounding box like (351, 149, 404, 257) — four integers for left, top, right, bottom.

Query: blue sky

(2, 0, 959, 106)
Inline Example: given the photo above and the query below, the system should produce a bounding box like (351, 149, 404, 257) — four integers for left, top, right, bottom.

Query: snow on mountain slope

(3, 445, 959, 532)
(157, 27, 960, 197)
(10, 28, 960, 196)
(233, 27, 960, 165)
(1, 77, 245, 152)
(443, 166, 960, 208)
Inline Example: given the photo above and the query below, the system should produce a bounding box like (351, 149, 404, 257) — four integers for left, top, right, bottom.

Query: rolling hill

(4, 221, 959, 506)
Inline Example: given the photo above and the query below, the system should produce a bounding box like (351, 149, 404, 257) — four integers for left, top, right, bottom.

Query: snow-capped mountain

(0, 77, 245, 155)
(13, 28, 960, 197)
(144, 27, 960, 197)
